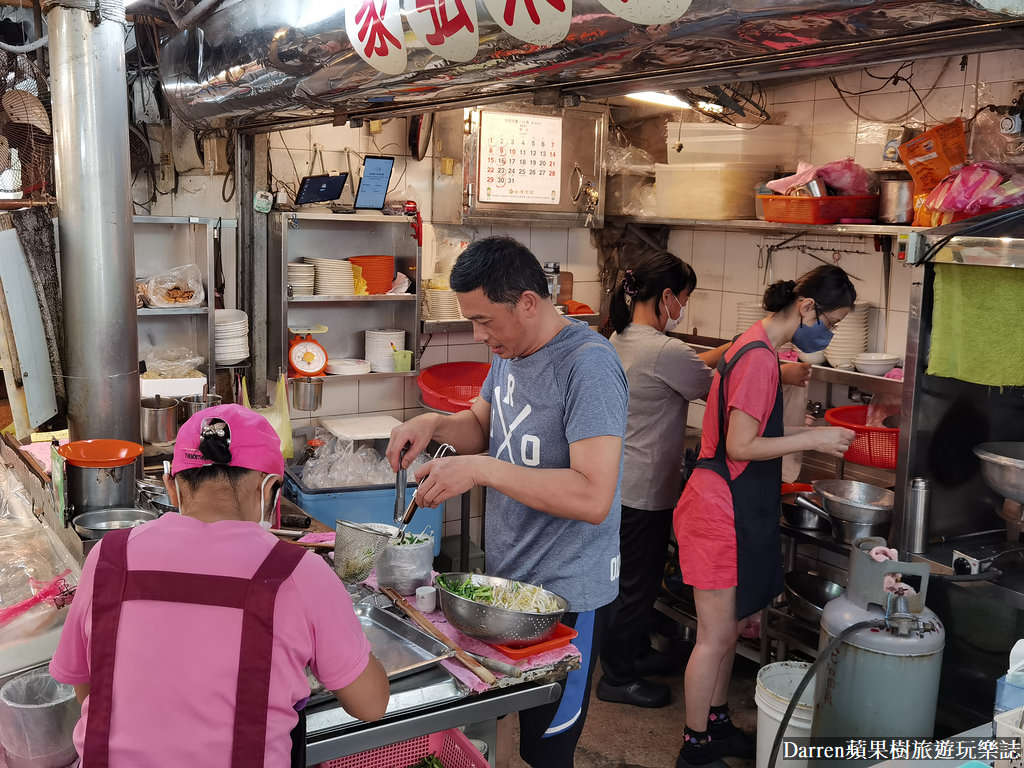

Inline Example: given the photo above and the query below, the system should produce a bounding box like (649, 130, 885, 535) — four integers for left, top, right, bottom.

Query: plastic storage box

(666, 123, 804, 167)
(284, 467, 442, 555)
(317, 727, 489, 768)
(655, 163, 770, 220)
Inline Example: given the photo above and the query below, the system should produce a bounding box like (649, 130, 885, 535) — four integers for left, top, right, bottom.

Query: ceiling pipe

(46, 0, 141, 444)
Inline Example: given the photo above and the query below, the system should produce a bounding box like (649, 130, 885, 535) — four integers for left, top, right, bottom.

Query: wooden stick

(380, 587, 497, 685)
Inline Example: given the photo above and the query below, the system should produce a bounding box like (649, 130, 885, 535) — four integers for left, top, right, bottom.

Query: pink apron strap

(230, 540, 306, 768)
(83, 528, 131, 768)
(83, 532, 306, 768)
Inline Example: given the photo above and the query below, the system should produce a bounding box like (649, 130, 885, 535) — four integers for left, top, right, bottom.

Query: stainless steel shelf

(289, 294, 416, 303)
(138, 307, 208, 316)
(321, 371, 419, 380)
(654, 594, 763, 664)
(611, 215, 922, 237)
(423, 314, 599, 334)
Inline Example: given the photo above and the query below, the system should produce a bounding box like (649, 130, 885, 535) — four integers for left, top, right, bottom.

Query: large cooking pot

(55, 439, 143, 516)
(141, 396, 179, 444)
(793, 479, 894, 544)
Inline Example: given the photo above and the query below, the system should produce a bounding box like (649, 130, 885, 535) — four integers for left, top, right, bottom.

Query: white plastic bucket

(755, 661, 815, 768)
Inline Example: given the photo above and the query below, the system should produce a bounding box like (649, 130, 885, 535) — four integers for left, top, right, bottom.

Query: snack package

(141, 264, 206, 308)
(922, 162, 1024, 224)
(897, 119, 968, 225)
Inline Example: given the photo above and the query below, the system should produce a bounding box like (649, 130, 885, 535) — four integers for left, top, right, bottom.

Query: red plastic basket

(759, 195, 880, 225)
(417, 362, 491, 413)
(824, 405, 899, 470)
(317, 727, 488, 768)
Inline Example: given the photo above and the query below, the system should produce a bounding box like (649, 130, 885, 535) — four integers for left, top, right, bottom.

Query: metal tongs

(395, 442, 455, 541)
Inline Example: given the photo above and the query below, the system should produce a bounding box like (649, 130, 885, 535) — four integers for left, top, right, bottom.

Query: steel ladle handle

(397, 443, 455, 536)
(793, 493, 832, 522)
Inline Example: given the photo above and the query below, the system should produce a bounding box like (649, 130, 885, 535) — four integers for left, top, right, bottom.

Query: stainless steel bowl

(781, 492, 829, 530)
(72, 508, 159, 540)
(784, 571, 845, 625)
(812, 479, 894, 524)
(974, 442, 1024, 504)
(435, 572, 569, 647)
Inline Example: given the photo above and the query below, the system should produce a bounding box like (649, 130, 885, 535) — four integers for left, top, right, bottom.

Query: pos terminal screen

(353, 156, 395, 210)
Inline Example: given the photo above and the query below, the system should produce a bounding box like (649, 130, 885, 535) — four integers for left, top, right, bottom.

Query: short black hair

(449, 236, 549, 305)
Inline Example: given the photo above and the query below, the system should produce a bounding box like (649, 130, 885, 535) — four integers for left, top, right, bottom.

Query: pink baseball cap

(171, 404, 284, 477)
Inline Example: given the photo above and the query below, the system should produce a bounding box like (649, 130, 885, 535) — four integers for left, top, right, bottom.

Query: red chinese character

(414, 0, 475, 46)
(502, 0, 564, 27)
(354, 0, 402, 58)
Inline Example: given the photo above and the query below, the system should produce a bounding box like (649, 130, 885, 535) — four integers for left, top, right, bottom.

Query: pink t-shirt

(50, 513, 371, 767)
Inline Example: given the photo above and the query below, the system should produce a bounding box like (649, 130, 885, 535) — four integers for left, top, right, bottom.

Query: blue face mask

(792, 318, 834, 353)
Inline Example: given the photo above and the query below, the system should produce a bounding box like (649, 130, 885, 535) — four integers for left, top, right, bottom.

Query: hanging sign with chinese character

(405, 0, 480, 61)
(478, 111, 562, 205)
(346, 0, 408, 75)
(480, 0, 570, 46)
(595, 0, 692, 24)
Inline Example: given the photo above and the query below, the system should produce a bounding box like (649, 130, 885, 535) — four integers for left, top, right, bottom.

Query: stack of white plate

(424, 288, 464, 321)
(735, 301, 767, 335)
(215, 309, 249, 365)
(326, 358, 372, 375)
(304, 257, 355, 296)
(287, 263, 315, 297)
(364, 329, 406, 372)
(825, 301, 870, 369)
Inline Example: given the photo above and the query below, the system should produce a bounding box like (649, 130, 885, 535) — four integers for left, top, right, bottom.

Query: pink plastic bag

(766, 161, 818, 194)
(816, 158, 875, 195)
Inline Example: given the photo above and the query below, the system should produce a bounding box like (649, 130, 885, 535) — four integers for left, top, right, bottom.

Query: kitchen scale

(287, 325, 329, 378)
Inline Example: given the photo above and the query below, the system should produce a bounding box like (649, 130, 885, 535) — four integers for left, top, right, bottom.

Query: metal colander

(333, 520, 398, 583)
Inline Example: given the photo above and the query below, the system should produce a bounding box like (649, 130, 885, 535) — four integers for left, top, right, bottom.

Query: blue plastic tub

(284, 467, 442, 555)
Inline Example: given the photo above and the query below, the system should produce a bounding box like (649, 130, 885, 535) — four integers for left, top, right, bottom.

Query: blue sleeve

(564, 342, 628, 444)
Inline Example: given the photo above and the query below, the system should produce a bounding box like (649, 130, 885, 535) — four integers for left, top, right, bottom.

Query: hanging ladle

(396, 443, 455, 542)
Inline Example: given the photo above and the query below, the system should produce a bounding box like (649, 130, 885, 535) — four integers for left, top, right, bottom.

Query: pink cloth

(19, 439, 67, 475)
(50, 513, 371, 767)
(298, 532, 335, 544)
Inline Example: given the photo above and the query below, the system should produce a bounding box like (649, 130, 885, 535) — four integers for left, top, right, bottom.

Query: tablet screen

(353, 156, 395, 210)
(294, 173, 349, 205)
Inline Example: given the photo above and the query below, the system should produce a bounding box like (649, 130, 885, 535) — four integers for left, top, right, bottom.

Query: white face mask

(662, 294, 684, 333)
(258, 475, 279, 531)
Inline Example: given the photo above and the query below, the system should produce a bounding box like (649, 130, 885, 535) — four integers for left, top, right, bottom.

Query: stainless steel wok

(793, 480, 894, 544)
(973, 442, 1024, 504)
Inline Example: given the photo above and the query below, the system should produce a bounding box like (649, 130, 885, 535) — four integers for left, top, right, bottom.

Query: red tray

(481, 622, 578, 660)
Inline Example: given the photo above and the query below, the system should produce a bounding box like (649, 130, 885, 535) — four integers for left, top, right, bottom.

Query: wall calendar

(478, 111, 562, 205)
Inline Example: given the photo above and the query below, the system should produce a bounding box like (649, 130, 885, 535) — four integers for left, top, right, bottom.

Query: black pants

(599, 505, 673, 685)
(518, 602, 613, 768)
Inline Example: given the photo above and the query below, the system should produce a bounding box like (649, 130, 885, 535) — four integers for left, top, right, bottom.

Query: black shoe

(596, 677, 671, 708)
(675, 745, 729, 768)
(634, 649, 685, 678)
(708, 726, 756, 759)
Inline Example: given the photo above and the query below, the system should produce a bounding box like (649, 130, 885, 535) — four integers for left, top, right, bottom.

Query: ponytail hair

(609, 252, 697, 334)
(762, 265, 856, 313)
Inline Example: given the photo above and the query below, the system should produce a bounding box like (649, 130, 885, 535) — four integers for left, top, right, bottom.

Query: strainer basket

(333, 520, 398, 583)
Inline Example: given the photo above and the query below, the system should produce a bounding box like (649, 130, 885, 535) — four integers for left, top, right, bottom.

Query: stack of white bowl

(286, 263, 315, 297)
(326, 358, 372, 375)
(735, 301, 767, 336)
(304, 257, 355, 296)
(364, 329, 406, 372)
(824, 302, 870, 369)
(852, 352, 899, 376)
(423, 288, 464, 321)
(215, 309, 249, 365)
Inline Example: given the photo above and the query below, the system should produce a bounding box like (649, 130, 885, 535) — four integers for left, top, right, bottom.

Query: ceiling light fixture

(626, 91, 690, 109)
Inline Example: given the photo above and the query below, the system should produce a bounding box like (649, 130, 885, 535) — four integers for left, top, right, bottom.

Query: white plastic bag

(142, 264, 206, 308)
(375, 533, 434, 595)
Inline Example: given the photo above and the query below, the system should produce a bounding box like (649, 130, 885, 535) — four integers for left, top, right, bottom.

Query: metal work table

(305, 678, 561, 765)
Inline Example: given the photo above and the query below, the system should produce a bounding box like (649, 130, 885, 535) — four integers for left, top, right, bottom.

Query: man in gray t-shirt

(387, 236, 627, 768)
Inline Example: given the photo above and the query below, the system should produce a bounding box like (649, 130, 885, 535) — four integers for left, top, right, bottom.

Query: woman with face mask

(673, 265, 857, 768)
(50, 404, 389, 767)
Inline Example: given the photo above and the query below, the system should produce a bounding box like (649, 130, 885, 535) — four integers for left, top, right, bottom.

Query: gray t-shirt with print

(480, 320, 628, 612)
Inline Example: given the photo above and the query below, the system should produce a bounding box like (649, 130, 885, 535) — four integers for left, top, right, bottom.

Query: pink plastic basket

(317, 728, 488, 768)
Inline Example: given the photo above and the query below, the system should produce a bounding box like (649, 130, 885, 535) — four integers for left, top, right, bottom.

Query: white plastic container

(666, 123, 804, 167)
(655, 163, 769, 220)
(755, 661, 815, 768)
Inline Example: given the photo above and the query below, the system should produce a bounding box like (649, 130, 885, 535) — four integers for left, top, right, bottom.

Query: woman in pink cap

(50, 404, 389, 767)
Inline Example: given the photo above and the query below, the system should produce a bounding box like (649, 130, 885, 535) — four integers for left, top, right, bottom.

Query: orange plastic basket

(417, 362, 491, 413)
(317, 728, 488, 768)
(824, 405, 899, 470)
(759, 195, 879, 225)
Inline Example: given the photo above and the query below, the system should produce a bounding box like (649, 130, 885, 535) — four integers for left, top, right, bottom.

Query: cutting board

(557, 271, 573, 304)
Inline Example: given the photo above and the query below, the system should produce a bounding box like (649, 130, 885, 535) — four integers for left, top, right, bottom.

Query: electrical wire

(829, 57, 953, 124)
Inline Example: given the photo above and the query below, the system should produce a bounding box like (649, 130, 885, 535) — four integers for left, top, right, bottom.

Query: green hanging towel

(927, 263, 1024, 387)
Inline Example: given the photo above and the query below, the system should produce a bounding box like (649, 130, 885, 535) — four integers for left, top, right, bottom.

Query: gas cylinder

(812, 537, 945, 743)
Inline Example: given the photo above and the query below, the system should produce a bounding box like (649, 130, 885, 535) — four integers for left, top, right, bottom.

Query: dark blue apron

(693, 339, 784, 620)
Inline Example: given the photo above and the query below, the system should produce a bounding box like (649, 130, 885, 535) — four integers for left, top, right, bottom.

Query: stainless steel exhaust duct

(159, 0, 1024, 130)
(48, 0, 142, 442)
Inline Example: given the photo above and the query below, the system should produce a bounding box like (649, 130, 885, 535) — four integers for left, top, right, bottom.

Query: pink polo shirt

(50, 513, 371, 767)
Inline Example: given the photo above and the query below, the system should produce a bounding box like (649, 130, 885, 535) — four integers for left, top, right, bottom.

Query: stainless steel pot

(141, 396, 179, 443)
(179, 394, 222, 424)
(781, 491, 829, 530)
(72, 508, 159, 540)
(291, 377, 323, 411)
(793, 484, 894, 544)
(136, 478, 177, 514)
(879, 179, 915, 224)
